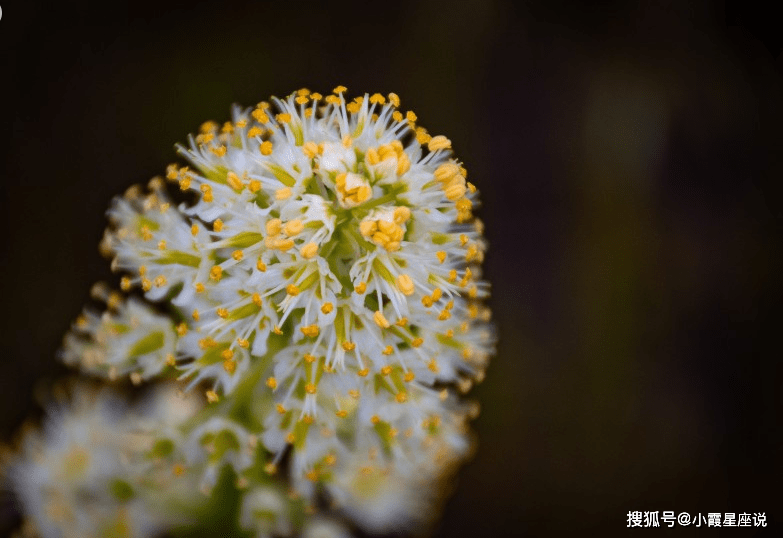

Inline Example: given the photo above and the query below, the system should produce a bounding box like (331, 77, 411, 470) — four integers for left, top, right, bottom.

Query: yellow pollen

(304, 353, 315, 363)
(325, 95, 340, 105)
(448, 269, 458, 282)
(273, 325, 283, 335)
(382, 345, 393, 355)
(210, 265, 223, 281)
(276, 238, 295, 251)
(305, 469, 318, 482)
(264, 463, 277, 475)
(141, 277, 152, 291)
(346, 101, 360, 113)
(393, 206, 411, 223)
(336, 410, 348, 418)
(276, 113, 292, 124)
(395, 392, 408, 403)
(460, 233, 469, 245)
(237, 338, 249, 348)
(248, 180, 261, 192)
(285, 432, 296, 444)
(120, 276, 131, 291)
(403, 371, 415, 382)
(369, 93, 385, 104)
(342, 134, 353, 148)
(320, 302, 333, 314)
(286, 284, 300, 296)
(179, 177, 191, 190)
(348, 389, 360, 399)
(166, 353, 176, 367)
(213, 219, 224, 232)
(357, 368, 369, 377)
(411, 337, 424, 348)
(371, 415, 381, 425)
(223, 359, 236, 374)
(226, 172, 244, 190)
(392, 111, 403, 121)
(333, 85, 347, 93)
(252, 293, 263, 306)
(265, 218, 282, 236)
(247, 126, 263, 137)
(406, 111, 417, 122)
(432, 288, 442, 301)
(266, 377, 277, 389)
(166, 164, 179, 180)
(396, 274, 415, 295)
(359, 220, 377, 236)
(191, 309, 200, 321)
(434, 162, 459, 182)
(342, 341, 356, 351)
(300, 242, 318, 259)
(210, 145, 227, 157)
(300, 324, 319, 337)
(284, 219, 304, 236)
(354, 282, 366, 294)
(191, 223, 199, 236)
(276, 404, 286, 414)
(157, 240, 167, 250)
(388, 92, 400, 107)
(305, 383, 317, 394)
(232, 250, 244, 261)
(173, 463, 186, 476)
(176, 322, 188, 336)
(422, 296, 434, 308)
(295, 95, 309, 105)
(206, 390, 219, 403)
(260, 141, 273, 155)
(436, 251, 447, 263)
(428, 358, 439, 372)
(373, 310, 390, 328)
(256, 259, 266, 271)
(395, 317, 408, 326)
(438, 309, 451, 320)
(380, 365, 392, 376)
(275, 187, 292, 200)
(428, 135, 452, 151)
(302, 141, 319, 158)
(217, 308, 229, 318)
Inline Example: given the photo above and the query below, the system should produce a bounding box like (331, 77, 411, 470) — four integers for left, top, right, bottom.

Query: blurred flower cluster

(1, 87, 494, 537)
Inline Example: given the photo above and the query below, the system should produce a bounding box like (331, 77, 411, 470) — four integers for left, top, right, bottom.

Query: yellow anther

(191, 224, 199, 236)
(300, 324, 319, 337)
(276, 404, 286, 414)
(304, 353, 316, 363)
(251, 293, 263, 307)
(304, 383, 317, 395)
(191, 309, 200, 321)
(276, 113, 292, 124)
(357, 368, 369, 377)
(325, 95, 340, 105)
(264, 463, 277, 475)
(247, 126, 263, 138)
(380, 365, 392, 376)
(421, 296, 433, 308)
(300, 242, 318, 259)
(275, 187, 292, 200)
(388, 92, 400, 107)
(333, 85, 347, 93)
(396, 274, 415, 295)
(393, 206, 411, 224)
(217, 308, 229, 319)
(406, 111, 417, 122)
(206, 390, 219, 403)
(176, 322, 188, 336)
(395, 392, 408, 403)
(237, 338, 249, 348)
(266, 377, 278, 389)
(346, 101, 360, 113)
(141, 278, 152, 291)
(342, 341, 356, 351)
(202, 190, 214, 202)
(432, 288, 442, 301)
(221, 348, 234, 361)
(403, 371, 415, 382)
(305, 469, 318, 482)
(354, 281, 366, 294)
(140, 226, 153, 241)
(445, 182, 467, 201)
(436, 251, 447, 264)
(210, 145, 227, 157)
(265, 218, 282, 236)
(397, 153, 411, 175)
(335, 410, 348, 418)
(359, 220, 377, 236)
(320, 302, 333, 314)
(260, 141, 273, 155)
(392, 111, 403, 122)
(370, 415, 381, 425)
(226, 171, 244, 190)
(256, 259, 266, 272)
(395, 317, 408, 327)
(179, 176, 191, 190)
(232, 250, 244, 261)
(210, 265, 223, 281)
(284, 219, 304, 236)
(438, 309, 451, 320)
(248, 179, 261, 192)
(166, 164, 179, 180)
(120, 276, 131, 291)
(428, 358, 439, 372)
(382, 345, 394, 355)
(373, 310, 390, 328)
(295, 95, 309, 105)
(369, 93, 385, 105)
(416, 127, 431, 144)
(411, 337, 424, 348)
(348, 389, 360, 399)
(285, 432, 296, 444)
(286, 284, 300, 296)
(302, 141, 319, 158)
(342, 134, 353, 148)
(365, 147, 380, 165)
(448, 269, 458, 282)
(157, 240, 167, 252)
(428, 135, 452, 151)
(213, 219, 224, 232)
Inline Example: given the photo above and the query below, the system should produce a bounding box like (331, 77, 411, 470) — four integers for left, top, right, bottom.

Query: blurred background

(1, 0, 781, 535)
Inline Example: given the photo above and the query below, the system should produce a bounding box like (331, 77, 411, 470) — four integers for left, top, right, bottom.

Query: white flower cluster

(5, 87, 494, 536)
(2, 385, 202, 538)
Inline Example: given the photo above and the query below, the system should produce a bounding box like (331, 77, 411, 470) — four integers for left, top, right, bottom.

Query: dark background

(1, 0, 781, 536)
